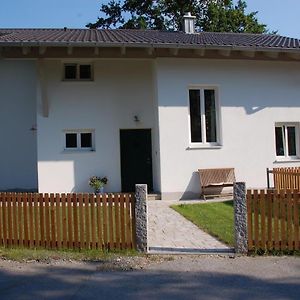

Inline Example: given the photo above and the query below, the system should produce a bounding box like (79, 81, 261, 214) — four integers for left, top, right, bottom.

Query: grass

(0, 247, 138, 262)
(171, 201, 234, 247)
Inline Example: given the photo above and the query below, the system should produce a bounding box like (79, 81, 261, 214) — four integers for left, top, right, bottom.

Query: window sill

(274, 158, 300, 163)
(62, 149, 95, 154)
(187, 144, 222, 150)
(62, 79, 94, 83)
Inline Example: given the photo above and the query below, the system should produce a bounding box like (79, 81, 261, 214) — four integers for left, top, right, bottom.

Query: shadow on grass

(223, 200, 234, 207)
(0, 262, 299, 299)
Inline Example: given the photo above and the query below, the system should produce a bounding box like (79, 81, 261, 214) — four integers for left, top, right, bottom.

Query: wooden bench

(198, 168, 236, 199)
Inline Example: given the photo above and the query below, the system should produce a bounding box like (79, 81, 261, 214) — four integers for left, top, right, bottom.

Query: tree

(87, 0, 270, 34)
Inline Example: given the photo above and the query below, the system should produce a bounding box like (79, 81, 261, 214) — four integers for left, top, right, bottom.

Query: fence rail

(0, 193, 136, 250)
(267, 167, 300, 191)
(247, 189, 300, 251)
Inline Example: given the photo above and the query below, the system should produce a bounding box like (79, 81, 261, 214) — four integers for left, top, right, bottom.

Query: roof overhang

(1, 42, 300, 61)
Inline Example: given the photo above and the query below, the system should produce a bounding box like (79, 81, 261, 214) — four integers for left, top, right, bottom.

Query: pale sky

(0, 0, 299, 38)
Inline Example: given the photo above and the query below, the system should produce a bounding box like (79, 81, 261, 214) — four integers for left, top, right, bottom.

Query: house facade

(1, 25, 300, 199)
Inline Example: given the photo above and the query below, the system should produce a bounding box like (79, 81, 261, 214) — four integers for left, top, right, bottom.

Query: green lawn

(171, 201, 234, 247)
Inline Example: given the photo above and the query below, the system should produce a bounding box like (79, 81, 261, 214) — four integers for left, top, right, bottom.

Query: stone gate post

(233, 182, 248, 254)
(135, 184, 148, 252)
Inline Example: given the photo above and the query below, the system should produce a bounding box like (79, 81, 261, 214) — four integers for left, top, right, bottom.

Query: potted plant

(89, 176, 108, 194)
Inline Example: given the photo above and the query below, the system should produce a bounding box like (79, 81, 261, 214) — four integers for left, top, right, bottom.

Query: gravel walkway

(148, 200, 233, 254)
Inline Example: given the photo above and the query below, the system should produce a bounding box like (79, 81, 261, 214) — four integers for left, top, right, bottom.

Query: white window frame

(275, 122, 300, 160)
(63, 129, 95, 152)
(188, 85, 222, 148)
(63, 63, 93, 81)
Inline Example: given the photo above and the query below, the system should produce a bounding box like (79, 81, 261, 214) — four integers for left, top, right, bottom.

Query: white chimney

(183, 12, 196, 34)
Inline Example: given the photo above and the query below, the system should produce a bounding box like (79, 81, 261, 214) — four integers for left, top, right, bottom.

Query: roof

(0, 28, 300, 52)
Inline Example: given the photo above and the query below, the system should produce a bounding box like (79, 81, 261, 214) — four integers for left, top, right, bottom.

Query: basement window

(64, 64, 92, 80)
(64, 130, 94, 151)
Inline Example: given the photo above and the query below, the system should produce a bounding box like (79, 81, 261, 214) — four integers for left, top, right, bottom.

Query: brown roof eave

(1, 41, 300, 55)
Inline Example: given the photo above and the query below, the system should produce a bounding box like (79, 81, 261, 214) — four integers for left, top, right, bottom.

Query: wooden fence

(267, 167, 300, 191)
(247, 189, 300, 251)
(0, 193, 136, 250)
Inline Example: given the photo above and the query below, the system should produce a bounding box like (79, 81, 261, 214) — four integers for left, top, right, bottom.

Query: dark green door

(120, 129, 153, 192)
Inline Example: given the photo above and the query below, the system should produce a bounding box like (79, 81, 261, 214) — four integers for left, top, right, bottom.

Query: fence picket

(33, 194, 39, 247)
(120, 194, 126, 250)
(279, 190, 286, 250)
(253, 190, 259, 248)
(246, 190, 253, 249)
(267, 190, 273, 249)
(28, 194, 34, 248)
(55, 194, 61, 249)
(73, 194, 79, 249)
(13, 194, 18, 246)
(259, 189, 266, 249)
(84, 194, 91, 249)
(294, 191, 299, 250)
(61, 194, 67, 248)
(7, 193, 12, 247)
(108, 194, 114, 250)
(90, 194, 96, 250)
(287, 190, 293, 250)
(2, 194, 7, 247)
(67, 194, 73, 248)
(103, 195, 108, 249)
(39, 193, 45, 247)
(115, 194, 120, 249)
(125, 194, 132, 249)
(96, 194, 103, 249)
(131, 194, 137, 250)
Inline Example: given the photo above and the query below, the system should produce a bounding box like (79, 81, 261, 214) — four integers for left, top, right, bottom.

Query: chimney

(183, 12, 196, 34)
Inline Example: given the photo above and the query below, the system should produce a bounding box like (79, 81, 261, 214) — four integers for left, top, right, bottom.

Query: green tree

(87, 0, 270, 34)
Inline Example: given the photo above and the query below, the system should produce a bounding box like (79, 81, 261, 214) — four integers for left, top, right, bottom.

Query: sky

(0, 0, 299, 38)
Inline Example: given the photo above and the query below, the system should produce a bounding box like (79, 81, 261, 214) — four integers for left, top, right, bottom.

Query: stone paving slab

(148, 200, 233, 254)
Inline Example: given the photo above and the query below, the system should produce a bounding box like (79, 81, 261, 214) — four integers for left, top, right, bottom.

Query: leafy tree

(201, 0, 267, 33)
(87, 0, 270, 34)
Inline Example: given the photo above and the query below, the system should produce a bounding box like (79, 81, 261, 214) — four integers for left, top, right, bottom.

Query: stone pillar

(233, 182, 248, 254)
(135, 184, 148, 252)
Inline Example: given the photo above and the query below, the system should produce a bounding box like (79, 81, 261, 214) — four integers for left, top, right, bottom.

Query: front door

(120, 129, 153, 192)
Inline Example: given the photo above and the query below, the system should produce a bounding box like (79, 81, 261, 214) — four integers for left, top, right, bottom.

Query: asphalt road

(0, 256, 299, 300)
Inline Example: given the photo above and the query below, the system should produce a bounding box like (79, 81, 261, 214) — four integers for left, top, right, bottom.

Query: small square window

(81, 133, 92, 148)
(64, 65, 77, 79)
(80, 65, 91, 79)
(65, 133, 77, 148)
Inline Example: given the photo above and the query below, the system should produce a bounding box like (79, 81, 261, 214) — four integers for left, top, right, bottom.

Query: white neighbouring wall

(155, 58, 300, 199)
(0, 60, 38, 191)
(37, 59, 160, 193)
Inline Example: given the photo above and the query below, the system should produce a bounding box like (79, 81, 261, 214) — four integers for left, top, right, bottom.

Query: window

(275, 123, 299, 159)
(64, 64, 92, 80)
(64, 130, 94, 151)
(189, 87, 220, 146)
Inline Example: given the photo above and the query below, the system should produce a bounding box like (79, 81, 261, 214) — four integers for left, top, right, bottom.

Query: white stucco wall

(37, 59, 159, 193)
(0, 60, 37, 190)
(155, 58, 300, 199)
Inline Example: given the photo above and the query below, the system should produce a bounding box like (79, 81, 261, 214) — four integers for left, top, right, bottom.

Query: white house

(1, 19, 300, 199)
